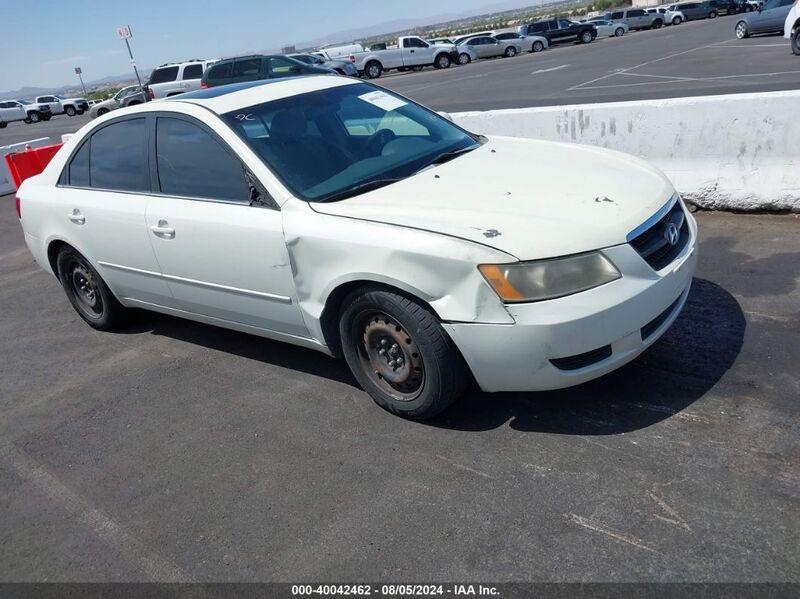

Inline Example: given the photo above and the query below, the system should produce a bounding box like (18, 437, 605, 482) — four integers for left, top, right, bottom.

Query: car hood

(310, 136, 675, 261)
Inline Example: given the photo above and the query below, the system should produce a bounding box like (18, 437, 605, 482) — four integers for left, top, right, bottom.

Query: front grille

(550, 345, 612, 371)
(629, 201, 689, 271)
(641, 294, 683, 341)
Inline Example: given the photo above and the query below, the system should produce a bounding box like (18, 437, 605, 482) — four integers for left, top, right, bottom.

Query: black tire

(365, 61, 382, 79)
(28, 111, 40, 123)
(97, 107, 110, 116)
(434, 53, 451, 69)
(0, 122, 6, 128)
(65, 106, 76, 117)
(504, 45, 518, 57)
(793, 28, 800, 56)
(339, 288, 469, 420)
(77, 109, 85, 115)
(532, 40, 545, 52)
(23, 118, 31, 124)
(653, 19, 664, 28)
(672, 15, 683, 24)
(458, 52, 471, 64)
(614, 27, 625, 37)
(56, 246, 129, 331)
(735, 20, 749, 38)
(709, 10, 717, 18)
(580, 30, 594, 43)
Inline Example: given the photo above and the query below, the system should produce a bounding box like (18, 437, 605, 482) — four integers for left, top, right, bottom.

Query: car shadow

(125, 277, 744, 435)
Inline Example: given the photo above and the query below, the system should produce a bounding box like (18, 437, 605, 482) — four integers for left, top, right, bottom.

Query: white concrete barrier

(453, 90, 799, 212)
(0, 137, 52, 196)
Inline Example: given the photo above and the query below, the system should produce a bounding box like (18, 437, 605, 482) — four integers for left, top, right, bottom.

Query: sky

(0, 0, 530, 92)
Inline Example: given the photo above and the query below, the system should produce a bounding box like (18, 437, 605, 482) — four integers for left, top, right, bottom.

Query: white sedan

(16, 75, 697, 420)
(589, 19, 630, 37)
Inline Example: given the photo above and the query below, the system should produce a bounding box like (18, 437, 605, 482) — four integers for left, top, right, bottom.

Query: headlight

(478, 252, 621, 303)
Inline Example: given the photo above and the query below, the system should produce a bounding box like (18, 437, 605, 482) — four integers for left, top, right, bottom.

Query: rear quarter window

(182, 64, 204, 80)
(206, 62, 233, 80)
(149, 66, 179, 84)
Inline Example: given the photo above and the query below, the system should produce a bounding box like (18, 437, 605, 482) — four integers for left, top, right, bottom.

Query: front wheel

(0, 122, 6, 129)
(532, 40, 545, 52)
(96, 107, 110, 116)
(65, 106, 76, 116)
(27, 111, 40, 123)
(504, 45, 518, 57)
(793, 28, 800, 56)
(339, 288, 469, 420)
(615, 27, 625, 37)
(458, 52, 471, 65)
(673, 15, 683, 25)
(434, 53, 452, 69)
(365, 61, 382, 79)
(56, 247, 130, 331)
(735, 21, 749, 38)
(580, 31, 593, 43)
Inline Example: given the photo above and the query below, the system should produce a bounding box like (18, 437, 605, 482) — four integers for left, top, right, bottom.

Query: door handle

(151, 219, 175, 239)
(68, 209, 85, 225)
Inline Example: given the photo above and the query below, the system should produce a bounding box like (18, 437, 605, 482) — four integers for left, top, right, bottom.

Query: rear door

(144, 113, 307, 335)
(56, 115, 172, 305)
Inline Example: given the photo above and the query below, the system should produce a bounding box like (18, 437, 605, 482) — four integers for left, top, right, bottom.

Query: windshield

(223, 82, 479, 203)
(17, 99, 31, 105)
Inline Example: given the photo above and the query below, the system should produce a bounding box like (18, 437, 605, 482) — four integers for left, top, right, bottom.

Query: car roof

(168, 74, 358, 114)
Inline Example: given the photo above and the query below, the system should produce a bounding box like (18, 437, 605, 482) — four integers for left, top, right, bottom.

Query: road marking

(618, 72, 701, 81)
(710, 43, 789, 47)
(531, 64, 569, 75)
(2, 447, 194, 582)
(576, 69, 800, 90)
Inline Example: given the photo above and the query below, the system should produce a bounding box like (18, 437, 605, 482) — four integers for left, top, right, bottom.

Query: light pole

(116, 25, 144, 90)
(74, 67, 88, 97)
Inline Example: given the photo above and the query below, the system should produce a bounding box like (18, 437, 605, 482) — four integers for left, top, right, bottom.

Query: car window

(268, 56, 304, 78)
(223, 82, 477, 203)
(558, 19, 572, 27)
(155, 117, 248, 202)
(182, 64, 204, 80)
(67, 139, 90, 187)
(530, 23, 546, 32)
(90, 118, 149, 192)
(149, 66, 179, 84)
(629, 9, 646, 16)
(611, 11, 624, 18)
(233, 58, 261, 77)
(403, 38, 428, 48)
(292, 55, 313, 64)
(206, 62, 232, 80)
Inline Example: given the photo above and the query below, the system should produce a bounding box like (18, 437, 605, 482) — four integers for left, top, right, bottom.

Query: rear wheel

(709, 10, 718, 18)
(458, 52, 471, 64)
(580, 30, 593, 43)
(735, 20, 749, 38)
(614, 27, 625, 36)
(0, 122, 6, 129)
(339, 288, 469, 420)
(532, 40, 545, 52)
(653, 19, 664, 28)
(793, 28, 800, 56)
(65, 106, 76, 116)
(56, 247, 130, 331)
(365, 61, 382, 79)
(504, 45, 518, 57)
(28, 111, 40, 123)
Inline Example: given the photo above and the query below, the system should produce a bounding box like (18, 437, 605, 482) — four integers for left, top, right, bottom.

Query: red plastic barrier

(4, 143, 63, 189)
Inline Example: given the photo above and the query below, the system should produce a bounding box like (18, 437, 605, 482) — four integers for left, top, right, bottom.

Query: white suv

(144, 59, 217, 100)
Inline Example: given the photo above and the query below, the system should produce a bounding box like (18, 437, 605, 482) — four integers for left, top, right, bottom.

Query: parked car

(428, 37, 455, 45)
(0, 101, 28, 128)
(490, 30, 549, 52)
(522, 19, 598, 44)
(453, 32, 494, 45)
(659, 5, 688, 24)
(144, 59, 217, 100)
(288, 53, 358, 77)
(735, 0, 794, 37)
(15, 75, 697, 420)
(89, 85, 145, 119)
(668, 2, 719, 20)
(457, 35, 523, 60)
(586, 19, 630, 36)
(709, 0, 742, 14)
(200, 55, 329, 88)
(14, 99, 52, 123)
(35, 95, 89, 117)
(608, 8, 666, 29)
(348, 36, 459, 79)
(786, 0, 800, 54)
(314, 43, 365, 61)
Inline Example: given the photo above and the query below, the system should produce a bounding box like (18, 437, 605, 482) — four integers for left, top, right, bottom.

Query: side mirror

(437, 111, 453, 122)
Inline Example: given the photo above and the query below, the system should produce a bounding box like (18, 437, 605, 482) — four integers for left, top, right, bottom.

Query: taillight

(15, 196, 21, 220)
(200, 81, 208, 88)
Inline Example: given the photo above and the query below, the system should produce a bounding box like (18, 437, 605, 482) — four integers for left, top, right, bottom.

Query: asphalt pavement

(0, 195, 798, 581)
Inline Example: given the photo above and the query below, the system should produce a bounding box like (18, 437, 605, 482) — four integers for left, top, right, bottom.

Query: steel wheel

(356, 311, 425, 402)
(67, 259, 104, 320)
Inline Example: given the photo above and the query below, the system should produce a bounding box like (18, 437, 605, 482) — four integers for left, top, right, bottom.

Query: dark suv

(523, 19, 597, 44)
(201, 55, 328, 88)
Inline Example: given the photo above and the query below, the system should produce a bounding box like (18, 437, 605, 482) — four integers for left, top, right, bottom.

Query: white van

(315, 43, 365, 60)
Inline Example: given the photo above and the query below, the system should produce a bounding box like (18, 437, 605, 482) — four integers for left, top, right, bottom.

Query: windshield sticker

(358, 90, 407, 112)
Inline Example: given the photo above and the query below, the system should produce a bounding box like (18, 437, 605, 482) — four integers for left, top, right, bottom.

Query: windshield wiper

(320, 177, 404, 203)
(424, 144, 479, 169)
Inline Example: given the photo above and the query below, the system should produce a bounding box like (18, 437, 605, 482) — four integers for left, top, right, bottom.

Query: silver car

(457, 35, 523, 62)
(491, 30, 550, 52)
(88, 85, 145, 119)
(587, 19, 630, 36)
(289, 53, 358, 77)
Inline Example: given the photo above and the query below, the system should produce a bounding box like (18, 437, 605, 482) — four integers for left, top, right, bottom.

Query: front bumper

(444, 213, 698, 392)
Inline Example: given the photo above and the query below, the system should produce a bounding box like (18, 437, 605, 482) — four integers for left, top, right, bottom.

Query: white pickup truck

(350, 36, 459, 79)
(35, 94, 89, 117)
(0, 99, 53, 126)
